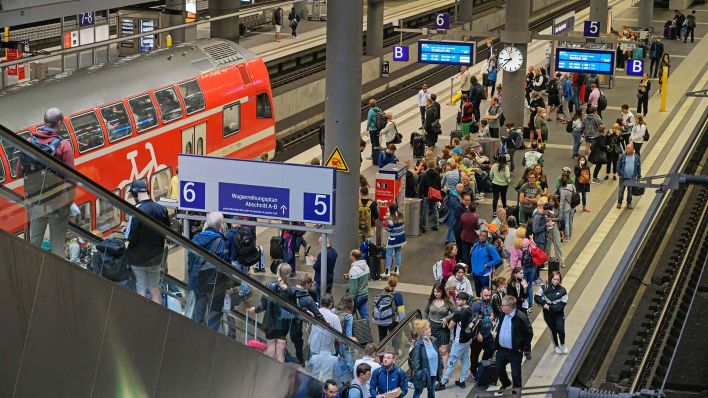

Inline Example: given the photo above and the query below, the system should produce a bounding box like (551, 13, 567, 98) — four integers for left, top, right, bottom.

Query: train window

(100, 103, 134, 142)
(128, 95, 159, 133)
(256, 93, 272, 119)
(178, 80, 206, 115)
(222, 102, 241, 137)
(70, 112, 105, 153)
(76, 202, 92, 231)
(150, 168, 172, 202)
(155, 87, 184, 124)
(1, 130, 31, 178)
(96, 195, 121, 232)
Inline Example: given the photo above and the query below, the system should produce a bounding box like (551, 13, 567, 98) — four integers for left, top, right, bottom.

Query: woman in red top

(441, 243, 458, 281)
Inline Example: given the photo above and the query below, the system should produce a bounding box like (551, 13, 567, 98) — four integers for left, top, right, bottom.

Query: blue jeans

(421, 198, 439, 231)
(235, 262, 252, 298)
(473, 274, 490, 296)
(413, 376, 437, 398)
(572, 131, 583, 157)
(114, 279, 135, 291)
(572, 86, 580, 110)
(446, 226, 456, 243)
(618, 177, 633, 205)
(354, 295, 369, 320)
(386, 246, 402, 269)
(561, 210, 574, 238)
(524, 266, 536, 307)
(441, 340, 471, 384)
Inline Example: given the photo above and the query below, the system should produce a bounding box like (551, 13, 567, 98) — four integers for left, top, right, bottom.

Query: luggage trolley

(307, 0, 327, 21)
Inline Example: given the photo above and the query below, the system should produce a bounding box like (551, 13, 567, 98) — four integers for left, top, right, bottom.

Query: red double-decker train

(0, 38, 276, 237)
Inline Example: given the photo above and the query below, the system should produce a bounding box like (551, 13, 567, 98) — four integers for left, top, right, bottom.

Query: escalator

(0, 124, 423, 397)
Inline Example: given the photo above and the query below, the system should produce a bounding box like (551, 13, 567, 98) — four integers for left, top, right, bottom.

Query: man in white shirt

(353, 343, 381, 391)
(308, 293, 342, 354)
(418, 82, 432, 129)
(620, 104, 635, 146)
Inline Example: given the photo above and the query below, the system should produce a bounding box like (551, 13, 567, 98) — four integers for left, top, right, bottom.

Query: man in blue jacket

(308, 236, 338, 302)
(367, 98, 382, 160)
(370, 351, 409, 397)
(470, 230, 501, 296)
(616, 143, 641, 209)
(188, 211, 232, 331)
(378, 144, 399, 168)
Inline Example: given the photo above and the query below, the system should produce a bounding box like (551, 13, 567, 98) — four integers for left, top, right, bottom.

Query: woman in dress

(423, 283, 454, 375)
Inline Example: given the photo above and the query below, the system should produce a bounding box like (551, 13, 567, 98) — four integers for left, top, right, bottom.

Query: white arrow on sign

(280, 205, 288, 214)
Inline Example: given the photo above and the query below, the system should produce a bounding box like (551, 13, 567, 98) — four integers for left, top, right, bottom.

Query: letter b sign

(627, 60, 644, 76)
(393, 46, 409, 62)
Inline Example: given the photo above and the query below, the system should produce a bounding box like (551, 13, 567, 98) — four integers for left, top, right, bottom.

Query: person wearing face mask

(410, 319, 444, 398)
(574, 155, 591, 212)
(469, 287, 497, 385)
(535, 271, 569, 354)
(507, 267, 529, 314)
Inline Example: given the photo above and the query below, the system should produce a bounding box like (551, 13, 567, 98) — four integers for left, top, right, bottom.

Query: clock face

(498, 47, 524, 72)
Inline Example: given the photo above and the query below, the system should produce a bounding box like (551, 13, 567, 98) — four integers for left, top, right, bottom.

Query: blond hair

(516, 227, 526, 238)
(412, 319, 431, 338)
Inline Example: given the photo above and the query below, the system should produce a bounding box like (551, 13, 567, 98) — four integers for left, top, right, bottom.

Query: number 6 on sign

(434, 13, 450, 30)
(180, 180, 205, 210)
(303, 193, 332, 223)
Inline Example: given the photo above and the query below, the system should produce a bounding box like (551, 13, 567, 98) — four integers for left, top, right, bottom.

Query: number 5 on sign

(303, 193, 332, 223)
(584, 20, 600, 37)
(434, 13, 450, 30)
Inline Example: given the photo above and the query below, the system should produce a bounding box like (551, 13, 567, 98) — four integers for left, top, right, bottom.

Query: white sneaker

(554, 346, 563, 354)
(393, 267, 400, 275)
(561, 344, 569, 354)
(382, 269, 390, 278)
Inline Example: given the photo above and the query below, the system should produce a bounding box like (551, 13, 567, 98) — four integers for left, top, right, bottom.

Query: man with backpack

(469, 287, 497, 386)
(90, 231, 131, 290)
(370, 351, 409, 398)
(471, 230, 502, 295)
(188, 212, 232, 331)
(546, 72, 562, 122)
(469, 76, 485, 123)
(366, 99, 383, 160)
(344, 363, 372, 398)
(281, 224, 305, 277)
(226, 225, 260, 301)
(348, 249, 370, 320)
(358, 186, 378, 243)
(291, 273, 325, 364)
(20, 108, 75, 257)
(309, 236, 338, 302)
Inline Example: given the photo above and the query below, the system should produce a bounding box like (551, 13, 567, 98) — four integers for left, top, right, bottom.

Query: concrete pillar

(638, 0, 653, 30)
(165, 0, 186, 43)
(209, 0, 240, 43)
(500, 0, 531, 130)
(367, 0, 384, 57)
(459, 0, 474, 28)
(294, 0, 307, 19)
(590, 0, 609, 35)
(324, 0, 363, 283)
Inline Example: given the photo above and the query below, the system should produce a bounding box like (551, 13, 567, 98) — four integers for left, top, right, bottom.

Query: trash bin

(478, 137, 501, 159)
(404, 198, 422, 237)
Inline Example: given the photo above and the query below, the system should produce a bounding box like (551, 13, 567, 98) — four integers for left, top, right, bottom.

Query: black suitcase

(476, 361, 498, 387)
(367, 245, 381, 281)
(412, 133, 426, 158)
(548, 257, 561, 279)
(372, 146, 382, 166)
(352, 319, 374, 344)
(450, 130, 463, 144)
(522, 126, 531, 139)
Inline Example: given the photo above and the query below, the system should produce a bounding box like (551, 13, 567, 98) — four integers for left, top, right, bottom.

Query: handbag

(392, 132, 403, 144)
(531, 246, 549, 266)
(643, 128, 650, 141)
(631, 186, 645, 196)
(488, 69, 497, 82)
(427, 187, 443, 202)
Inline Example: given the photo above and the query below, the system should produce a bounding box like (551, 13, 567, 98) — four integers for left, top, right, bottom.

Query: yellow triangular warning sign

(324, 147, 350, 172)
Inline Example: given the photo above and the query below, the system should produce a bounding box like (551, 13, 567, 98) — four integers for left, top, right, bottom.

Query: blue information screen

(555, 48, 615, 75)
(418, 40, 475, 66)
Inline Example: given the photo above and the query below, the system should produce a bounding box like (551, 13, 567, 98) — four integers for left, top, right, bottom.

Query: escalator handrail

(375, 309, 422, 352)
(0, 125, 364, 352)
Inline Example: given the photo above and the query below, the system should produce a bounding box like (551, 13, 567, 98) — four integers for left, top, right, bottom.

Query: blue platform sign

(583, 20, 601, 37)
(79, 12, 95, 27)
(418, 40, 475, 66)
(393, 46, 409, 62)
(555, 48, 615, 75)
(178, 155, 336, 224)
(434, 13, 450, 30)
(627, 59, 644, 76)
(553, 11, 575, 36)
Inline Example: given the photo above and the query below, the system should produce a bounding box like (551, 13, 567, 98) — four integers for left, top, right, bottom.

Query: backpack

(375, 110, 388, 130)
(433, 260, 443, 282)
(565, 187, 581, 208)
(235, 228, 260, 267)
(565, 120, 574, 133)
(340, 382, 363, 398)
(521, 247, 534, 268)
(506, 129, 523, 150)
(91, 237, 128, 281)
(19, 135, 63, 174)
(269, 235, 284, 259)
(598, 93, 608, 111)
(358, 200, 372, 231)
(372, 292, 397, 326)
(275, 284, 296, 320)
(547, 78, 559, 95)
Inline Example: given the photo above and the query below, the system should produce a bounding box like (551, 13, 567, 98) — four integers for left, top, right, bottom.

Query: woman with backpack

(410, 319, 444, 398)
(247, 263, 292, 362)
(423, 283, 454, 375)
(374, 276, 406, 352)
(574, 155, 591, 212)
(535, 271, 569, 354)
(557, 174, 577, 242)
(384, 203, 406, 277)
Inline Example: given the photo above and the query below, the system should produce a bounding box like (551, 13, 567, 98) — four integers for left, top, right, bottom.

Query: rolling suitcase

(367, 243, 382, 281)
(548, 257, 561, 279)
(412, 133, 426, 158)
(450, 130, 463, 144)
(372, 146, 382, 166)
(476, 359, 498, 387)
(352, 318, 374, 344)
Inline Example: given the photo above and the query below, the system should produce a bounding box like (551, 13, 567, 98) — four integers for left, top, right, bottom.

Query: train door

(181, 123, 206, 155)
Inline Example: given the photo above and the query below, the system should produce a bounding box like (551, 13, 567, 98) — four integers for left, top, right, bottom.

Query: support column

(209, 0, 240, 43)
(589, 0, 609, 35)
(294, 0, 307, 19)
(500, 0, 531, 130)
(459, 0, 474, 28)
(367, 0, 384, 57)
(325, 0, 363, 283)
(165, 0, 186, 43)
(638, 0, 653, 30)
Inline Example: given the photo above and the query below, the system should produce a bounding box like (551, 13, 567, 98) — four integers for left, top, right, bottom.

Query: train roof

(0, 38, 258, 132)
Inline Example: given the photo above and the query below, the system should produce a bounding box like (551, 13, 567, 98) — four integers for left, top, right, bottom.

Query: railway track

(272, 0, 591, 159)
